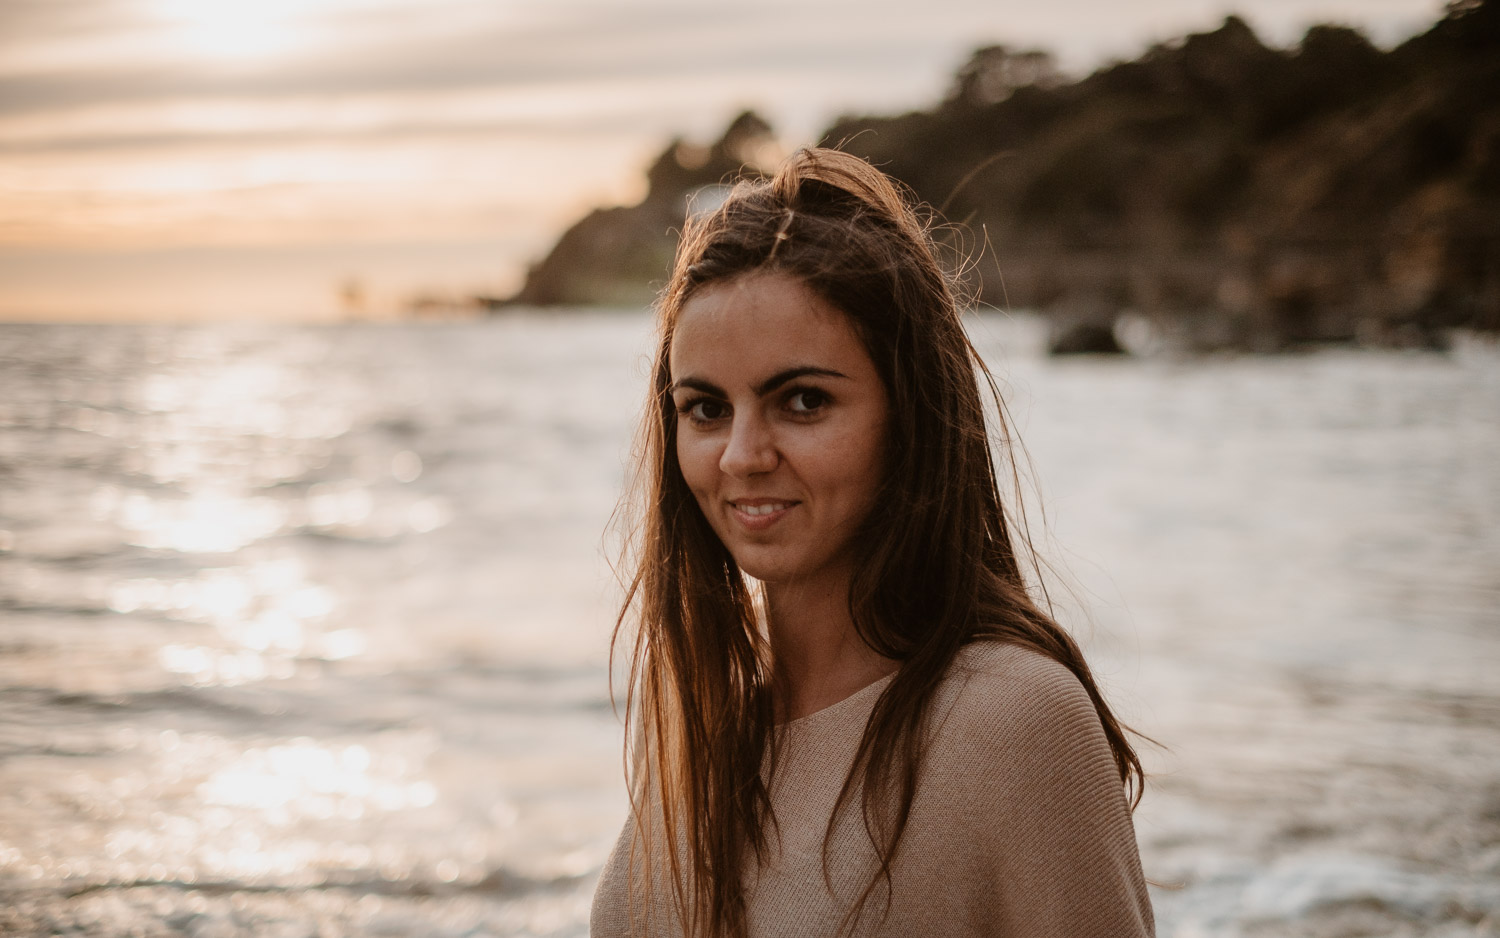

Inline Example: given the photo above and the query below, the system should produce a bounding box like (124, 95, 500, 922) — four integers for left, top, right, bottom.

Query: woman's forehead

(668, 272, 870, 383)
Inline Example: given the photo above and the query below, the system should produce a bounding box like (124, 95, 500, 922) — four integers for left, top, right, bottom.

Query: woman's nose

(719, 414, 778, 477)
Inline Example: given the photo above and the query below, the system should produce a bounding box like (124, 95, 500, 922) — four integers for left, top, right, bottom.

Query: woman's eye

(786, 388, 828, 414)
(683, 399, 728, 422)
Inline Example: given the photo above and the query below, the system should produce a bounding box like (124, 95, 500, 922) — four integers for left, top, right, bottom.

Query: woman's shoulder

(913, 650, 1153, 936)
(949, 637, 1074, 681)
(945, 640, 1094, 714)
(932, 640, 1108, 761)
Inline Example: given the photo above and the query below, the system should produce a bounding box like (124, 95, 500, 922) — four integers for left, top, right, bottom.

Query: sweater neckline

(781, 670, 897, 730)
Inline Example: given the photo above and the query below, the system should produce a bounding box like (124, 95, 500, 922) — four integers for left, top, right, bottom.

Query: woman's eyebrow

(754, 366, 848, 396)
(669, 377, 725, 396)
(670, 366, 848, 398)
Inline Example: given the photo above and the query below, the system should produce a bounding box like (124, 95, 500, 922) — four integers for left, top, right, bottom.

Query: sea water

(1, 313, 1497, 937)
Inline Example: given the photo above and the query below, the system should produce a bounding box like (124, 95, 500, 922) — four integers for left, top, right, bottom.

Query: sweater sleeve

(931, 645, 1154, 938)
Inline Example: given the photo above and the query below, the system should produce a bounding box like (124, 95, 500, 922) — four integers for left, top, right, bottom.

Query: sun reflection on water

(117, 488, 290, 554)
(0, 322, 640, 936)
(25, 727, 450, 891)
(199, 739, 437, 824)
(102, 557, 367, 686)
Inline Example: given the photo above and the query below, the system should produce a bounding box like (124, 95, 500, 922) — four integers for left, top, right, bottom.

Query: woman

(592, 148, 1153, 937)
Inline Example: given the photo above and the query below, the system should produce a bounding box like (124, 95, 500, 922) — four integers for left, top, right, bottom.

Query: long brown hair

(612, 147, 1143, 937)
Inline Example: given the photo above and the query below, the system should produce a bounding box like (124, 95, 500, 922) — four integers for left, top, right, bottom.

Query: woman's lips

(729, 499, 797, 531)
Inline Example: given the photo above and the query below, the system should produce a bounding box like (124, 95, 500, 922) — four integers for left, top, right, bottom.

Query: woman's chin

(728, 551, 794, 586)
(729, 552, 849, 594)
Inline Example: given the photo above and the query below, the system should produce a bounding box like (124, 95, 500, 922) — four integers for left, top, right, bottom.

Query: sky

(0, 0, 1447, 322)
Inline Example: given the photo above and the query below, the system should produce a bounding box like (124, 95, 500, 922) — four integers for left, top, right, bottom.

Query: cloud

(0, 1, 970, 118)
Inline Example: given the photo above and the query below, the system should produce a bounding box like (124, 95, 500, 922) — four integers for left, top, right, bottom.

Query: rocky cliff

(502, 112, 776, 307)
(503, 0, 1499, 350)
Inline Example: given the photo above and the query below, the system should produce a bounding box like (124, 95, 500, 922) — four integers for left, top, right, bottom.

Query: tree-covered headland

(505, 0, 1498, 352)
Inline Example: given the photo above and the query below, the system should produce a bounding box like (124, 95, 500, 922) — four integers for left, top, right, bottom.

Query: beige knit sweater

(590, 642, 1154, 937)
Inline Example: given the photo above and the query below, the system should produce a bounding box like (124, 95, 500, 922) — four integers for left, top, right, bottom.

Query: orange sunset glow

(0, 0, 1443, 321)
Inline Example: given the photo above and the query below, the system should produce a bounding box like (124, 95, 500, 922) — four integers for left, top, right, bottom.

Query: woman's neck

(765, 575, 898, 722)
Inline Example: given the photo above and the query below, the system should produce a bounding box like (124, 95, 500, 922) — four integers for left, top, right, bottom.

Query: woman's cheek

(676, 432, 719, 492)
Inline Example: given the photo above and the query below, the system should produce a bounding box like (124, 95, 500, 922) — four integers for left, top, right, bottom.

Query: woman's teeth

(738, 503, 789, 516)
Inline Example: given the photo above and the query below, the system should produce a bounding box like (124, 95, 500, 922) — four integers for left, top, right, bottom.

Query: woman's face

(668, 271, 889, 589)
